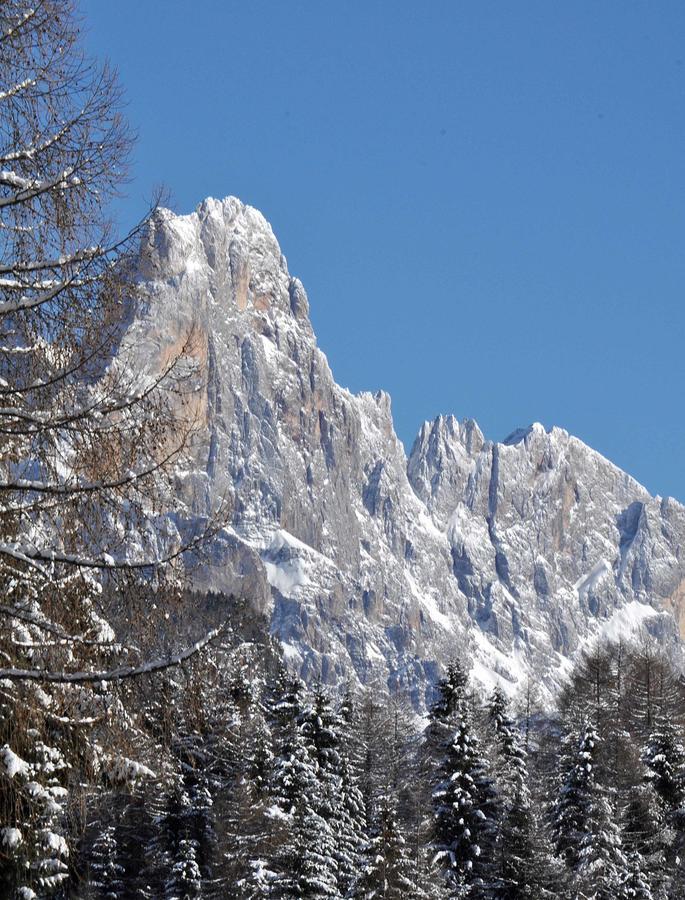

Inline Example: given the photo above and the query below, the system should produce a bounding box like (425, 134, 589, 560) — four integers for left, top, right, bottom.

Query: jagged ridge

(121, 196, 685, 707)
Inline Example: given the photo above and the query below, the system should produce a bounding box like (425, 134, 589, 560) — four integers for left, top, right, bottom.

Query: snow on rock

(595, 600, 663, 644)
(115, 196, 685, 708)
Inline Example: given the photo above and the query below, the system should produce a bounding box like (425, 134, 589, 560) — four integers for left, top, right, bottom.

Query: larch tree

(0, 3, 223, 894)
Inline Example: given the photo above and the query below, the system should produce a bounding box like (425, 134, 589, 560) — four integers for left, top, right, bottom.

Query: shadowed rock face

(123, 196, 684, 707)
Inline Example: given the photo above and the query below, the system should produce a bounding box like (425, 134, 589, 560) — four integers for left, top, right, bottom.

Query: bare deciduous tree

(0, 0, 222, 686)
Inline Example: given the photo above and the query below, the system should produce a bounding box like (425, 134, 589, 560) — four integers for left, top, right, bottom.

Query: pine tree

(352, 793, 427, 899)
(217, 674, 278, 895)
(642, 722, 685, 816)
(290, 803, 341, 899)
(335, 691, 367, 896)
(430, 667, 499, 896)
(621, 785, 664, 898)
(552, 721, 628, 899)
(620, 851, 654, 900)
(425, 661, 470, 757)
(641, 720, 685, 888)
(267, 675, 340, 897)
(165, 836, 202, 899)
(487, 686, 543, 898)
(269, 721, 340, 897)
(86, 825, 126, 899)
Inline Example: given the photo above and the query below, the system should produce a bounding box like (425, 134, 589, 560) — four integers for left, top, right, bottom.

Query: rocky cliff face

(123, 196, 684, 707)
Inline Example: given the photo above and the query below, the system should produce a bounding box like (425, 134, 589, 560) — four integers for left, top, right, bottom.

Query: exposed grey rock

(121, 196, 685, 707)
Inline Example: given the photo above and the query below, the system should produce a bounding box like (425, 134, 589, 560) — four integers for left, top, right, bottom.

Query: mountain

(122, 196, 684, 707)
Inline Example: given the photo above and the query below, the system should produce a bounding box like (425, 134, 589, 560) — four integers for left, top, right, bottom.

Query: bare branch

(0, 624, 227, 682)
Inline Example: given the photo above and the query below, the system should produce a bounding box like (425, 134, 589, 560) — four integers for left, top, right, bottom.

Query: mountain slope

(123, 196, 684, 706)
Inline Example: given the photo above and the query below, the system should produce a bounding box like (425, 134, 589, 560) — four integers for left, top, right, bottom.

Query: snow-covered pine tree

(335, 691, 367, 896)
(269, 721, 340, 897)
(139, 784, 202, 900)
(642, 722, 685, 817)
(430, 665, 499, 896)
(352, 792, 428, 899)
(289, 802, 341, 899)
(219, 686, 278, 890)
(165, 835, 202, 900)
(299, 684, 365, 895)
(269, 674, 309, 820)
(641, 719, 685, 889)
(487, 686, 551, 899)
(0, 738, 71, 897)
(620, 851, 655, 900)
(425, 661, 470, 756)
(552, 721, 628, 899)
(621, 784, 664, 898)
(264, 671, 339, 896)
(85, 824, 126, 899)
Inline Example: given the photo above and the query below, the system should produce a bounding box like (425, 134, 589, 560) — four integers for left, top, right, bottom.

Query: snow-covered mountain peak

(122, 197, 684, 707)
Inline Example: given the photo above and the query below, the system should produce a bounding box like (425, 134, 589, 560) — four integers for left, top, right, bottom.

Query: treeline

(3, 621, 685, 899)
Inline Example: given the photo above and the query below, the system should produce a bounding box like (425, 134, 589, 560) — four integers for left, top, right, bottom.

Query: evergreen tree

(352, 793, 427, 899)
(335, 691, 367, 896)
(165, 836, 202, 899)
(290, 803, 341, 899)
(488, 686, 545, 899)
(218, 676, 279, 895)
(621, 785, 664, 898)
(642, 722, 685, 817)
(425, 661, 470, 757)
(430, 668, 499, 896)
(620, 851, 654, 900)
(641, 720, 685, 889)
(86, 825, 126, 899)
(268, 675, 340, 896)
(552, 721, 628, 899)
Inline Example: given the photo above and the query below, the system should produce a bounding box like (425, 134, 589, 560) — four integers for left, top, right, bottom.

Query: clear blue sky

(82, 1, 685, 501)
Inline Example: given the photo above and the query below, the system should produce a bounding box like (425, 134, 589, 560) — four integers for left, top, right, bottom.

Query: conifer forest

(3, 603, 685, 898)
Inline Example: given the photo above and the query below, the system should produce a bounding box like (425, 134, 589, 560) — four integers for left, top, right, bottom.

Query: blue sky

(82, 1, 685, 500)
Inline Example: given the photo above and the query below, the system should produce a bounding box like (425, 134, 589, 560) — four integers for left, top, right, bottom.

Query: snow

(263, 556, 309, 596)
(1, 826, 22, 849)
(0, 745, 30, 779)
(40, 830, 69, 857)
(365, 641, 385, 663)
(260, 333, 280, 361)
(261, 530, 334, 597)
(267, 529, 324, 558)
(574, 559, 612, 602)
(106, 755, 156, 784)
(597, 600, 661, 643)
(405, 570, 453, 631)
(281, 641, 302, 663)
(265, 804, 291, 822)
(470, 628, 527, 697)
